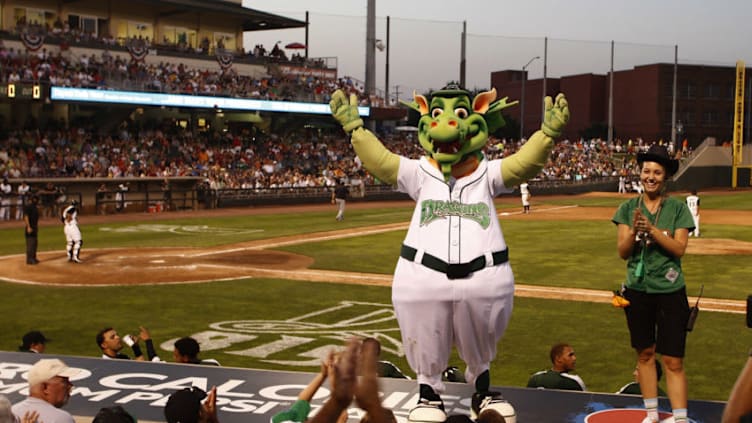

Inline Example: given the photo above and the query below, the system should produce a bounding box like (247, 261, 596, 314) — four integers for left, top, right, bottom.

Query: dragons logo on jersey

(420, 199, 491, 229)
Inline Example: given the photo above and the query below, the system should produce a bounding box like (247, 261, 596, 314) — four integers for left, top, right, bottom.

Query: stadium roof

(138, 0, 306, 31)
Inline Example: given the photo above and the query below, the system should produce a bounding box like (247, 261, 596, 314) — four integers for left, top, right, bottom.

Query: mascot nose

(431, 122, 438, 128)
(448, 120, 457, 127)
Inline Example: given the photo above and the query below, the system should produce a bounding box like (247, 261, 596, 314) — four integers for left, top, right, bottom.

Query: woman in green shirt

(612, 144, 695, 423)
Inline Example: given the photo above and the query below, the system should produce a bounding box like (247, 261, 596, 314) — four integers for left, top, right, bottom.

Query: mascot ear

(399, 91, 430, 115)
(414, 91, 429, 115)
(472, 88, 497, 114)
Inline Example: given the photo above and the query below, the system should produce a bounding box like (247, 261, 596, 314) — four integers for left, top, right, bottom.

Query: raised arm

(501, 94, 569, 187)
(330, 90, 400, 185)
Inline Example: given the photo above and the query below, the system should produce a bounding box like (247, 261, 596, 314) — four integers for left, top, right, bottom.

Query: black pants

(25, 234, 38, 263)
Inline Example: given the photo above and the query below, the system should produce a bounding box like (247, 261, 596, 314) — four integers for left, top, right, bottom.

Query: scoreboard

(3, 83, 43, 100)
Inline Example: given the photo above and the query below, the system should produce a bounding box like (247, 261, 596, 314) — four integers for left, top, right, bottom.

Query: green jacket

(527, 369, 586, 391)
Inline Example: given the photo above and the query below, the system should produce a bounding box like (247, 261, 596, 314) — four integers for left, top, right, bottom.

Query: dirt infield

(1, 193, 749, 312)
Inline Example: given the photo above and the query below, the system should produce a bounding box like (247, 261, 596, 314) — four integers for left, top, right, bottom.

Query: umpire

(23, 193, 40, 265)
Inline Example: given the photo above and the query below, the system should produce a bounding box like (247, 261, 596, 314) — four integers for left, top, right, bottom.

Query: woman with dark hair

(612, 144, 695, 423)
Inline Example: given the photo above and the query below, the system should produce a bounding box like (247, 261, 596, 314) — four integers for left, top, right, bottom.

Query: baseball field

(0, 189, 751, 402)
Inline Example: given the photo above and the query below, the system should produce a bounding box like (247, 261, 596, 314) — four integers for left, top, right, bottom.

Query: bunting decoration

(216, 48, 234, 70)
(127, 38, 149, 61)
(20, 26, 45, 51)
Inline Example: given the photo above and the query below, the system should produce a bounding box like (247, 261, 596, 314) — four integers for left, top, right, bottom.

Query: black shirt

(24, 202, 39, 236)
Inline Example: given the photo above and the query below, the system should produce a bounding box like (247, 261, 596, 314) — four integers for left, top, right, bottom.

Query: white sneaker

(471, 392, 516, 423)
(659, 417, 675, 423)
(641, 417, 658, 423)
(408, 400, 446, 423)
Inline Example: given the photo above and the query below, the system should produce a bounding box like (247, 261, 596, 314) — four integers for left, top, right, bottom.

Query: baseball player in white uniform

(520, 182, 531, 214)
(686, 189, 700, 237)
(0, 177, 11, 221)
(331, 85, 569, 422)
(61, 200, 83, 263)
(16, 180, 30, 220)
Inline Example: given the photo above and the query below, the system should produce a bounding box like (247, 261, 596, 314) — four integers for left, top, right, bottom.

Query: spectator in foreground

(308, 338, 395, 423)
(271, 350, 344, 423)
(92, 406, 137, 423)
(19, 331, 49, 353)
(527, 342, 586, 391)
(617, 360, 667, 396)
(173, 337, 220, 366)
(11, 358, 80, 423)
(97, 326, 159, 361)
(722, 353, 752, 423)
(164, 386, 218, 423)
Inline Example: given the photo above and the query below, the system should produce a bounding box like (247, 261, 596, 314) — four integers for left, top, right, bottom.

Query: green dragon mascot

(330, 85, 569, 422)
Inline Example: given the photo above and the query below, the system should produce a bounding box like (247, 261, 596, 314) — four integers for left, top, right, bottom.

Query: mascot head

(403, 84, 517, 180)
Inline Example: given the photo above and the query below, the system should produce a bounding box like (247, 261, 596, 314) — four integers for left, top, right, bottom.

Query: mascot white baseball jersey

(330, 85, 569, 421)
(394, 156, 513, 393)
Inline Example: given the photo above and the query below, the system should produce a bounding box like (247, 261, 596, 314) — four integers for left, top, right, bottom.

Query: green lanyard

(634, 195, 663, 279)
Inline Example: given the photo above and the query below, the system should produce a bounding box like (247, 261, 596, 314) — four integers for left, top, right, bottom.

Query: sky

(242, 0, 752, 100)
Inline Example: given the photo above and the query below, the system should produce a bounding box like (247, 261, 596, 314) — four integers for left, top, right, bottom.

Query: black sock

(419, 383, 442, 402)
(475, 369, 490, 393)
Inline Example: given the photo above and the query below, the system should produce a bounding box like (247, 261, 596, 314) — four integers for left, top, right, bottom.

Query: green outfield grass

(0, 191, 750, 402)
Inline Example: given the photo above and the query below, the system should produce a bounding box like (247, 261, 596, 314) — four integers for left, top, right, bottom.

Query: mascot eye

(431, 108, 444, 119)
(454, 108, 469, 119)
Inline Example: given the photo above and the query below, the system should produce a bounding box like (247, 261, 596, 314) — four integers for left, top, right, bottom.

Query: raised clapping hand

(22, 410, 40, 423)
(632, 209, 653, 236)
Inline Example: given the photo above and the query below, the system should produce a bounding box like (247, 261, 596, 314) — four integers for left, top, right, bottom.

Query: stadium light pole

(520, 56, 540, 141)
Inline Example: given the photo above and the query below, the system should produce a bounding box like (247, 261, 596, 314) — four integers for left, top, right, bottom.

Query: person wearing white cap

(12, 359, 80, 423)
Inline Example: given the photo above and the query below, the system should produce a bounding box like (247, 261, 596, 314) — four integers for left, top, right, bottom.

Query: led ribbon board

(50, 87, 370, 117)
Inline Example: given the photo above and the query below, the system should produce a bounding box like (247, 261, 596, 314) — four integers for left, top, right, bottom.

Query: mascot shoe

(408, 400, 447, 423)
(471, 392, 516, 423)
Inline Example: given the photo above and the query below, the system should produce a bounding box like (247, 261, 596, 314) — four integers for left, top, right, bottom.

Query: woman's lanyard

(634, 195, 664, 278)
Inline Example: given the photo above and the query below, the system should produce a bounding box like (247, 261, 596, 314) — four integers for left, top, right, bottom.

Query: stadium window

(14, 7, 47, 27)
(67, 14, 98, 37)
(686, 82, 696, 99)
(725, 110, 734, 125)
(727, 82, 737, 99)
(703, 110, 718, 125)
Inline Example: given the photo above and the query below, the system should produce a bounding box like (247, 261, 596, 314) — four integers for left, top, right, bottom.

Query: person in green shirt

(617, 360, 667, 396)
(612, 144, 695, 423)
(526, 342, 586, 391)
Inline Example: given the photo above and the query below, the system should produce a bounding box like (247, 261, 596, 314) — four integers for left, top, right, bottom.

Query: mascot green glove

(330, 85, 569, 423)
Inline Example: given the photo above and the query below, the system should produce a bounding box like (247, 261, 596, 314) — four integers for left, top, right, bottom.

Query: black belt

(400, 244, 508, 280)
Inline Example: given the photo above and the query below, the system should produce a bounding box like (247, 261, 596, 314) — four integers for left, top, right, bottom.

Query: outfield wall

(6, 169, 744, 215)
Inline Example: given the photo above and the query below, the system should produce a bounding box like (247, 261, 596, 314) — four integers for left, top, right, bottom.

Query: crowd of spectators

(0, 40, 368, 104)
(6, 20, 369, 105)
(0, 26, 684, 190)
(0, 116, 658, 193)
(12, 18, 326, 65)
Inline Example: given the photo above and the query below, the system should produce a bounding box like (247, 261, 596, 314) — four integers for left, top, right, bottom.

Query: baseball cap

(164, 387, 206, 423)
(27, 359, 80, 387)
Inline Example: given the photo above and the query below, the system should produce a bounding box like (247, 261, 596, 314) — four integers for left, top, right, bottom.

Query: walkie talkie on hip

(687, 284, 704, 332)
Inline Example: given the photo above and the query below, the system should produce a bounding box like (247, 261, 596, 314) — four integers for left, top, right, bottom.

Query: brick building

(491, 63, 751, 147)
